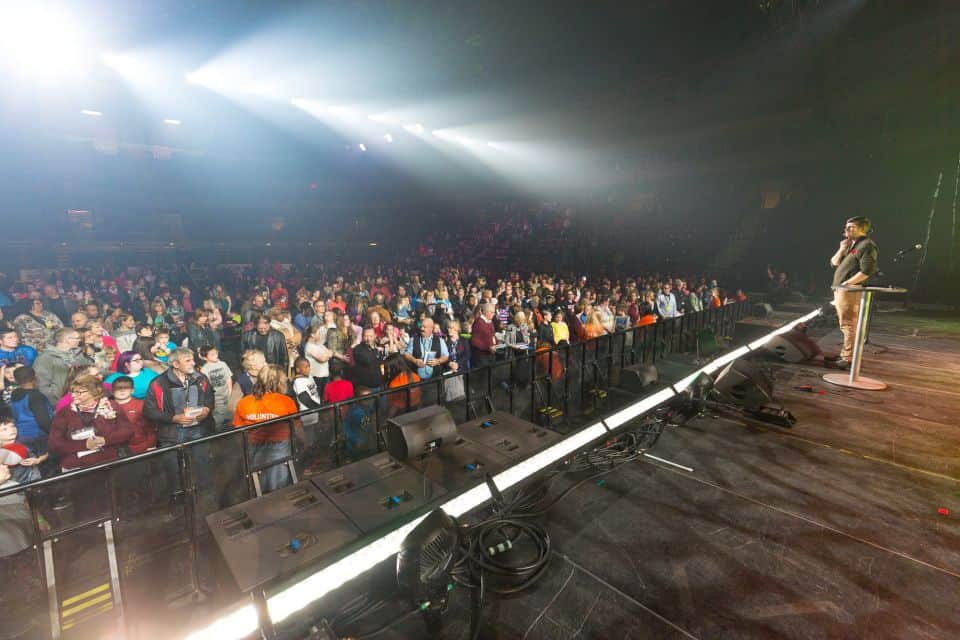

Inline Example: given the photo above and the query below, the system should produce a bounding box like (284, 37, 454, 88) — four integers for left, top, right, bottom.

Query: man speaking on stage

(829, 216, 879, 369)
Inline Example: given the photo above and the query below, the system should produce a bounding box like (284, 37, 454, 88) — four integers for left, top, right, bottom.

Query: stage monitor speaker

(753, 303, 774, 318)
(314, 452, 447, 533)
(206, 481, 361, 593)
(407, 437, 512, 492)
(387, 405, 459, 461)
(733, 321, 773, 345)
(618, 363, 659, 393)
(713, 359, 774, 409)
(761, 330, 821, 363)
(653, 355, 700, 386)
(456, 411, 562, 461)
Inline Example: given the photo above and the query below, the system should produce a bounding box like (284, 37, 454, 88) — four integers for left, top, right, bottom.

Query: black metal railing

(0, 302, 746, 640)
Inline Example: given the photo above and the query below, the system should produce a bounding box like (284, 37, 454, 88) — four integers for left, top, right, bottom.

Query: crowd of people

(0, 257, 744, 494)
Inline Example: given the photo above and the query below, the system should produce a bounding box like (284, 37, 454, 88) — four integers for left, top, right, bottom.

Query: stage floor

(380, 310, 960, 639)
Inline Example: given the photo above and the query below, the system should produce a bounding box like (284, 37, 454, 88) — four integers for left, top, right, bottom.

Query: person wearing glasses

(105, 351, 158, 400)
(48, 374, 133, 471)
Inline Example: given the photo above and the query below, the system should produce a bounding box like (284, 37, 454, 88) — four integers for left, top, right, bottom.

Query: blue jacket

(0, 345, 38, 367)
(9, 388, 53, 442)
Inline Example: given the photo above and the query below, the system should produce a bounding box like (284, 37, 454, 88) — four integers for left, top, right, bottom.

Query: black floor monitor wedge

(313, 452, 447, 533)
(206, 482, 362, 593)
(457, 411, 562, 461)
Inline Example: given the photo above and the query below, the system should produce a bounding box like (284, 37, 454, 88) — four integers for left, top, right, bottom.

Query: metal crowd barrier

(0, 302, 745, 640)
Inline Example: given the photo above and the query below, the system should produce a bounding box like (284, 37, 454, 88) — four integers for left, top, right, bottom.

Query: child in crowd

(0, 363, 22, 410)
(292, 357, 322, 427)
(152, 328, 176, 363)
(0, 415, 46, 484)
(8, 367, 53, 477)
(342, 387, 374, 460)
(199, 346, 233, 429)
(108, 375, 156, 454)
(322, 361, 355, 410)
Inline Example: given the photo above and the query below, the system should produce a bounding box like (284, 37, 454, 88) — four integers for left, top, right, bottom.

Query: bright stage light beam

(0, 7, 90, 78)
(164, 119, 181, 126)
(357, 143, 366, 152)
(403, 123, 424, 135)
(80, 109, 102, 117)
(367, 113, 391, 123)
(383, 134, 393, 143)
(102, 52, 142, 76)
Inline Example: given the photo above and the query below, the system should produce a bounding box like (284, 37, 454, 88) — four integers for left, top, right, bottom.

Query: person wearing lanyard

(403, 318, 449, 380)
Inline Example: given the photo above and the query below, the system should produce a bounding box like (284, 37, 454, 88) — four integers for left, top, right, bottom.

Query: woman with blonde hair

(582, 310, 607, 340)
(268, 307, 301, 374)
(326, 313, 356, 368)
(233, 364, 300, 493)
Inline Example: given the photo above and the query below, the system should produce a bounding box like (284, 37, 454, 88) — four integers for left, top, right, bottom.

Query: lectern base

(823, 373, 887, 391)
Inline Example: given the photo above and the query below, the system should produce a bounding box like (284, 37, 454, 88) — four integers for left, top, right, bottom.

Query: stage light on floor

(383, 133, 393, 143)
(80, 109, 102, 117)
(164, 119, 181, 126)
(403, 123, 424, 135)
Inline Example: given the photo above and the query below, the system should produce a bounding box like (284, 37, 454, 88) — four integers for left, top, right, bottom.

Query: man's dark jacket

(240, 329, 289, 370)
(143, 368, 215, 442)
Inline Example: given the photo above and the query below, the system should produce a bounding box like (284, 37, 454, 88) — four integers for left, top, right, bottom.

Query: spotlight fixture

(383, 133, 393, 143)
(357, 143, 367, 152)
(163, 119, 181, 126)
(80, 109, 102, 117)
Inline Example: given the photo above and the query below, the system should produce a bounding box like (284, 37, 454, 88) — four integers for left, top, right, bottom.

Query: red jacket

(110, 398, 156, 454)
(49, 402, 134, 469)
(470, 316, 496, 355)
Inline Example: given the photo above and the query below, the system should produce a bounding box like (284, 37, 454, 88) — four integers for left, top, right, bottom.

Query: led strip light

(185, 306, 822, 639)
